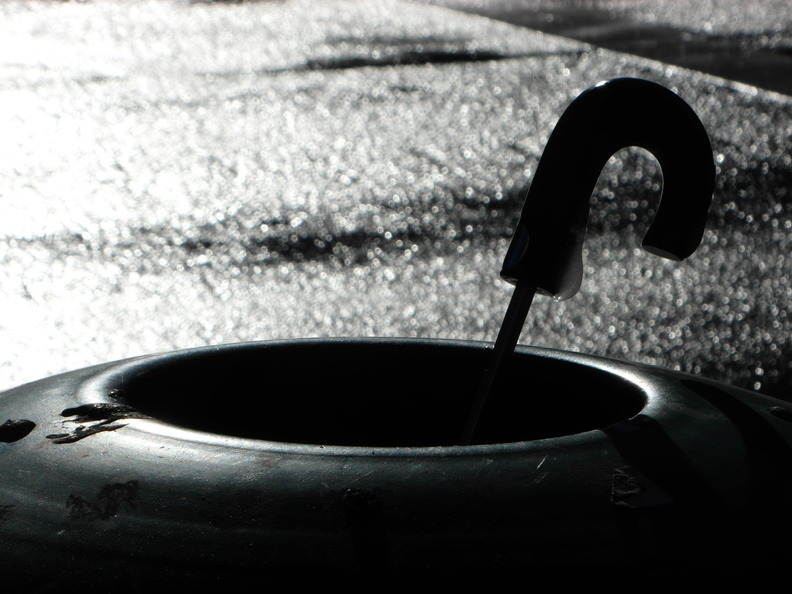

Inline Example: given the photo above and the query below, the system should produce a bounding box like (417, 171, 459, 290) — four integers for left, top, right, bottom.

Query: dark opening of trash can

(113, 341, 646, 447)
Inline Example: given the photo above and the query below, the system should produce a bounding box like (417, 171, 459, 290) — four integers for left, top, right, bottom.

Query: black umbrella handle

(501, 77, 714, 299)
(460, 78, 715, 445)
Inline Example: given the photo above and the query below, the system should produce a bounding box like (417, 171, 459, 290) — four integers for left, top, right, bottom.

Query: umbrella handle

(461, 78, 715, 445)
(500, 77, 715, 300)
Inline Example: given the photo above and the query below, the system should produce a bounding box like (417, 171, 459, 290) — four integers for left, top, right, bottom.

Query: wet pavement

(0, 0, 791, 400)
(427, 0, 792, 95)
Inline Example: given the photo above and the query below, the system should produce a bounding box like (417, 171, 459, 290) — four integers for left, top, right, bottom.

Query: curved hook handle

(500, 78, 715, 300)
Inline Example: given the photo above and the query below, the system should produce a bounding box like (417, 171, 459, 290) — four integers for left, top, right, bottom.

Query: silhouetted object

(460, 78, 715, 445)
(501, 78, 714, 295)
(2, 339, 792, 581)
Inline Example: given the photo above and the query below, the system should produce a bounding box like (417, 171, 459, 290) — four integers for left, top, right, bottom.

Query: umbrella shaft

(459, 281, 536, 445)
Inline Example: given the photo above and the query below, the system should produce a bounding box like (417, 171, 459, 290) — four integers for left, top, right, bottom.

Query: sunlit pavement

(0, 0, 790, 399)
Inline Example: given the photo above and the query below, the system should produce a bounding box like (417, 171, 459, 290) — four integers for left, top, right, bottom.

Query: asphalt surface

(1, 0, 791, 401)
(425, 0, 792, 95)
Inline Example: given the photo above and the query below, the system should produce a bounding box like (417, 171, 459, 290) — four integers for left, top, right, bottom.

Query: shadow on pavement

(445, 4, 792, 96)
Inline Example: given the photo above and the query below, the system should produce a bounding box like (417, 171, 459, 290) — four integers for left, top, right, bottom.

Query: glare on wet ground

(0, 0, 790, 400)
